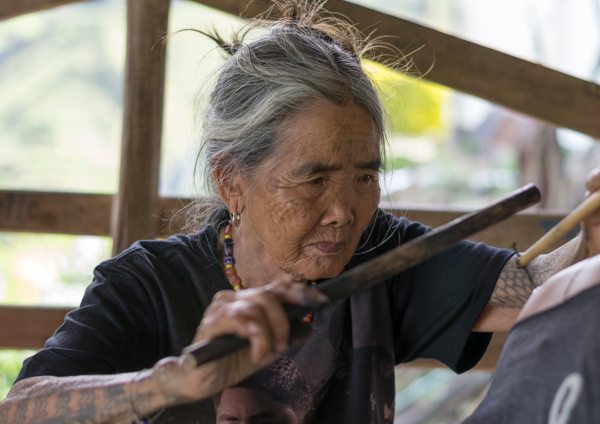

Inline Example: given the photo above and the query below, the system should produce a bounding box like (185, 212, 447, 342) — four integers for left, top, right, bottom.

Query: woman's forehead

(278, 100, 380, 157)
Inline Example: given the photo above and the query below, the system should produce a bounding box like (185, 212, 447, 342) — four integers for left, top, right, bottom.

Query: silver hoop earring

(232, 212, 241, 229)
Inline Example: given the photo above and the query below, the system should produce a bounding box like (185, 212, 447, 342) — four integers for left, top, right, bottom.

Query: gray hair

(186, 1, 386, 231)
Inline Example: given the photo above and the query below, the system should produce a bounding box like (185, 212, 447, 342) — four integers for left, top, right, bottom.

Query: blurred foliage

(0, 0, 125, 193)
(0, 0, 449, 196)
(364, 59, 450, 136)
(0, 350, 35, 400)
(0, 233, 112, 305)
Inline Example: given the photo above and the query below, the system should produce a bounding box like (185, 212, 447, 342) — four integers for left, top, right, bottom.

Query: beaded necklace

(223, 221, 317, 323)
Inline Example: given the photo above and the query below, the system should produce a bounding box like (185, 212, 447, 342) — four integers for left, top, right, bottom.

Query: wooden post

(111, 0, 170, 255)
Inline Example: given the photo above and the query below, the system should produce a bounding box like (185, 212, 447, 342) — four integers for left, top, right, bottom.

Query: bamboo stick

(517, 191, 600, 267)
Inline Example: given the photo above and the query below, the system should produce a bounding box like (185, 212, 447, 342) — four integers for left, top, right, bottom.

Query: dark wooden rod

(183, 184, 541, 366)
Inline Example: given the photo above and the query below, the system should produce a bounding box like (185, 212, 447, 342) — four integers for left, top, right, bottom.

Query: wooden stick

(183, 184, 541, 367)
(517, 191, 600, 267)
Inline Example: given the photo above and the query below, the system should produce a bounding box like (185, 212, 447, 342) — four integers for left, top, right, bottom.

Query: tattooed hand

(153, 280, 326, 404)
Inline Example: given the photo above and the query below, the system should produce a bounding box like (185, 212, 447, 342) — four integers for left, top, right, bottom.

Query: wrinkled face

(216, 387, 302, 424)
(238, 100, 381, 281)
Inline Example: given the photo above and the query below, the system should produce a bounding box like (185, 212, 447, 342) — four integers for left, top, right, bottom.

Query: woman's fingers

(197, 296, 277, 365)
(585, 166, 600, 196)
(160, 283, 329, 403)
(195, 282, 328, 365)
(583, 165, 600, 257)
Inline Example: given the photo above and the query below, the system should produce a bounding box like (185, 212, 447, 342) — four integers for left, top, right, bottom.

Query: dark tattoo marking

(56, 391, 72, 416)
(102, 385, 128, 420)
(105, 384, 125, 399)
(492, 240, 578, 308)
(14, 400, 27, 422)
(32, 395, 49, 421)
(491, 259, 536, 308)
(78, 389, 95, 409)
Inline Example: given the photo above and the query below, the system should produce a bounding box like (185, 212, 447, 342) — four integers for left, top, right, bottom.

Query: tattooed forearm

(490, 256, 536, 308)
(0, 370, 171, 424)
(491, 237, 583, 309)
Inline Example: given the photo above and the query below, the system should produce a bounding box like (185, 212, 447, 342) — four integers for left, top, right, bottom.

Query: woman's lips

(312, 242, 344, 254)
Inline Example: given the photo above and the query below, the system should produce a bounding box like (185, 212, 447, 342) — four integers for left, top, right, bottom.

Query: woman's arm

(474, 166, 600, 332)
(473, 237, 585, 332)
(0, 371, 165, 424)
(0, 282, 326, 424)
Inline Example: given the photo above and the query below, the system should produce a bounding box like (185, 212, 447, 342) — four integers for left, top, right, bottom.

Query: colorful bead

(225, 267, 237, 277)
(301, 312, 314, 324)
(229, 275, 241, 288)
(225, 257, 234, 265)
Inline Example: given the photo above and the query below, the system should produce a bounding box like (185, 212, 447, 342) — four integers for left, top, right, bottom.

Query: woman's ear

(212, 163, 247, 214)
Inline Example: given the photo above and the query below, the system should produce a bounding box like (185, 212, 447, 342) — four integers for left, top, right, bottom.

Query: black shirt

(18, 211, 512, 424)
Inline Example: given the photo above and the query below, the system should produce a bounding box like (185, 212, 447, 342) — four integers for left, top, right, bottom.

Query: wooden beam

(111, 0, 171, 255)
(0, 305, 73, 350)
(0, 191, 575, 254)
(0, 191, 194, 238)
(187, 0, 600, 139)
(0, 0, 84, 21)
(0, 191, 112, 236)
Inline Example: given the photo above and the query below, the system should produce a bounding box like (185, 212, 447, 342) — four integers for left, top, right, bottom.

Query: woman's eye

(358, 174, 376, 183)
(308, 177, 324, 185)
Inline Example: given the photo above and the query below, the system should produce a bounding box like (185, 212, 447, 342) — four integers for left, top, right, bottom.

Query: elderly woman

(1, 1, 599, 423)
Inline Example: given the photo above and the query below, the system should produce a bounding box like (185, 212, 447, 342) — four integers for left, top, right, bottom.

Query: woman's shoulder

(108, 226, 219, 266)
(92, 225, 224, 291)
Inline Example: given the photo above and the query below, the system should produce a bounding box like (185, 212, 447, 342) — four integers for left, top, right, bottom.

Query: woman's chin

(305, 257, 348, 280)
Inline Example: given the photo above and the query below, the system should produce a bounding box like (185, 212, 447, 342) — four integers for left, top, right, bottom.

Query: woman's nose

(319, 188, 355, 227)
